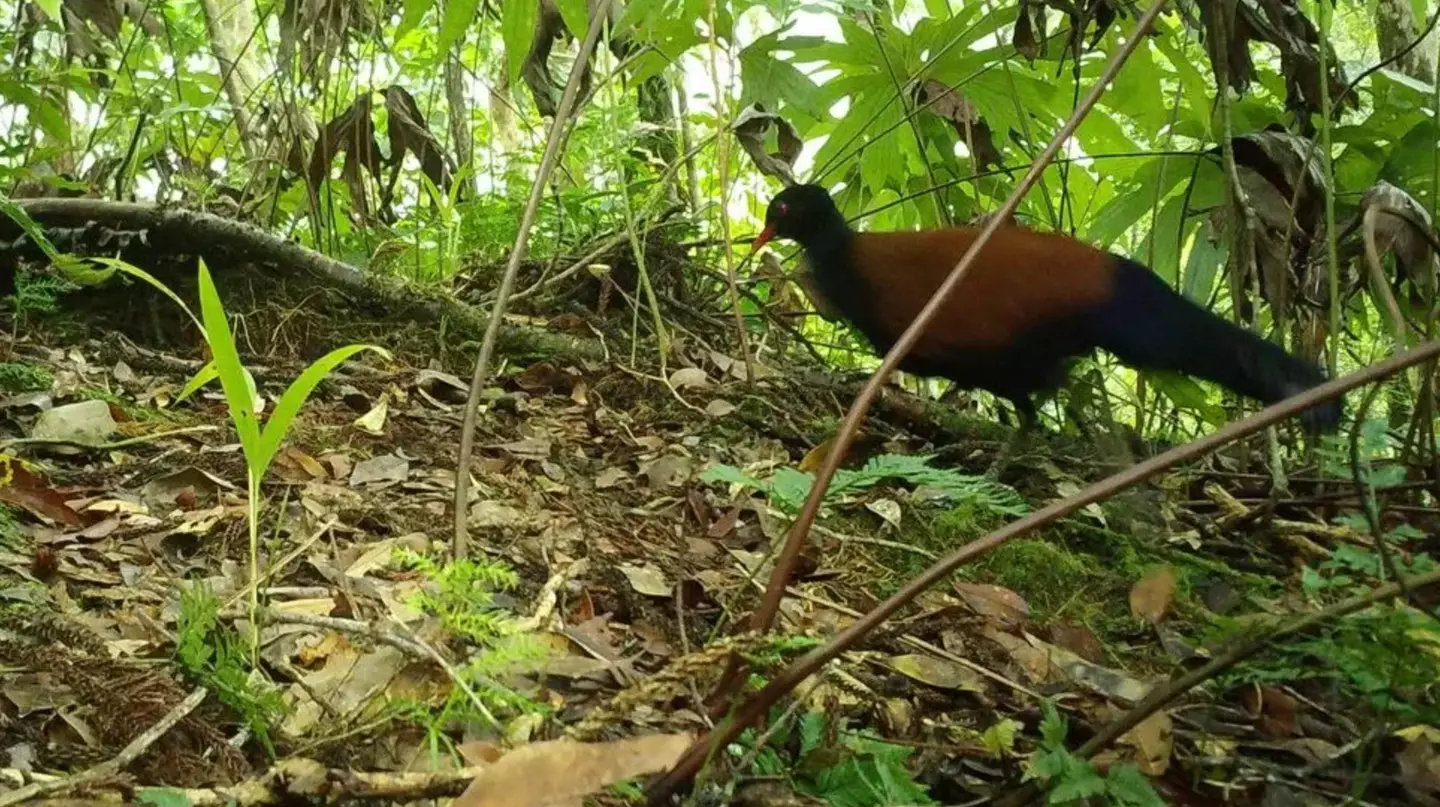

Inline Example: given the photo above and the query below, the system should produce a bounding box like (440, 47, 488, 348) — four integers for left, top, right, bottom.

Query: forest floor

(0, 255, 1436, 807)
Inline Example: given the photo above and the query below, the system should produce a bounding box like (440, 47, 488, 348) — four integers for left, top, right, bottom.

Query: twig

(0, 424, 219, 451)
(0, 686, 208, 806)
(452, 0, 616, 558)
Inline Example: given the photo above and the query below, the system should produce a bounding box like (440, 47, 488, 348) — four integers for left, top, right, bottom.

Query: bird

(750, 183, 1344, 478)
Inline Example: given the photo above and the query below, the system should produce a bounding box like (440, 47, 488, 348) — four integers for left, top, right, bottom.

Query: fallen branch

(5, 199, 607, 365)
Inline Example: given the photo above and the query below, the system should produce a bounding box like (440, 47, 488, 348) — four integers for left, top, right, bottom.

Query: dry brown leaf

(620, 563, 671, 597)
(1398, 736, 1440, 807)
(1240, 685, 1299, 738)
(1129, 567, 1177, 626)
(1021, 633, 1151, 704)
(1047, 622, 1105, 663)
(731, 104, 802, 185)
(1119, 711, 1173, 776)
(954, 582, 1030, 630)
(798, 438, 833, 473)
(453, 733, 693, 807)
(0, 458, 84, 527)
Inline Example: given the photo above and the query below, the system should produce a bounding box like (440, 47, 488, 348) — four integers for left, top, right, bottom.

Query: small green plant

(58, 255, 390, 654)
(4, 268, 75, 328)
(1023, 701, 1164, 806)
(701, 453, 1028, 518)
(175, 583, 284, 754)
(397, 549, 525, 645)
(0, 504, 22, 549)
(0, 361, 51, 393)
(396, 548, 552, 733)
(739, 709, 935, 807)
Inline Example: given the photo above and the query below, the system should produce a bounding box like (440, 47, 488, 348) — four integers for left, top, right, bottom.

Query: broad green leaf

(1181, 225, 1227, 303)
(0, 200, 60, 261)
(196, 260, 262, 462)
(738, 34, 826, 121)
(1076, 108, 1140, 155)
(554, 0, 589, 44)
(439, 0, 483, 59)
(1084, 157, 1190, 247)
(1138, 194, 1189, 283)
(1146, 370, 1225, 426)
(254, 342, 390, 478)
(1107, 40, 1169, 133)
(32, 0, 61, 21)
(1382, 118, 1440, 201)
(135, 787, 193, 807)
(699, 463, 767, 490)
(0, 80, 71, 145)
(396, 0, 435, 38)
(176, 361, 220, 403)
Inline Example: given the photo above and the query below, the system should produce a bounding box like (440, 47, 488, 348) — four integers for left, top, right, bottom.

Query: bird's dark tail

(1089, 257, 1344, 433)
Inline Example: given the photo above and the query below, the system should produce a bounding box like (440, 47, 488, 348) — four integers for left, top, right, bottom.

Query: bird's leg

(985, 399, 1037, 481)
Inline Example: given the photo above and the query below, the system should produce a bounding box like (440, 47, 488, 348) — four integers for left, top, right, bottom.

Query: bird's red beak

(751, 225, 776, 253)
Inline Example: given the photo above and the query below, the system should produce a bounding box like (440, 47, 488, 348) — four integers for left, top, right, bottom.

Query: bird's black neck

(794, 214, 889, 343)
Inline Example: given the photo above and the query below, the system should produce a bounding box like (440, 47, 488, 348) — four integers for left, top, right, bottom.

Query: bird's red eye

(776, 202, 789, 216)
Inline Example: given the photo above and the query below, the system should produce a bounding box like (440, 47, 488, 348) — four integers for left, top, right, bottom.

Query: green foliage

(174, 583, 284, 755)
(393, 549, 552, 735)
(396, 548, 525, 646)
(4, 268, 74, 326)
(701, 453, 1028, 518)
(0, 361, 52, 393)
(134, 788, 192, 807)
(739, 709, 935, 807)
(0, 504, 22, 550)
(1024, 701, 1164, 807)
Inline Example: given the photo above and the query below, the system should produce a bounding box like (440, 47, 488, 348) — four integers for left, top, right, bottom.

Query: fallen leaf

(889, 653, 984, 692)
(954, 582, 1030, 630)
(1398, 735, 1440, 807)
(594, 467, 628, 489)
(668, 367, 709, 390)
(620, 563, 671, 597)
(1048, 622, 1105, 663)
(353, 398, 389, 434)
(493, 437, 552, 459)
(704, 399, 736, 417)
(866, 498, 902, 530)
(350, 454, 409, 487)
(1130, 567, 1177, 626)
(798, 438, 832, 473)
(1119, 711, 1173, 776)
(470, 500, 527, 529)
(1022, 632, 1151, 704)
(1240, 685, 1298, 738)
(454, 733, 692, 807)
(640, 455, 692, 488)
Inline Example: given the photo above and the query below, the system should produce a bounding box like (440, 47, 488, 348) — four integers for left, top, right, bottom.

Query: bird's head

(751, 183, 843, 252)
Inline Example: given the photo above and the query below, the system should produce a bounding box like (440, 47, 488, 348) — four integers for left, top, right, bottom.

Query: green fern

(701, 453, 1027, 518)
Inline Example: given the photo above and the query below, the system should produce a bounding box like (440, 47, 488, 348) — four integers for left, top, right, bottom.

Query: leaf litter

(0, 307, 1430, 806)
